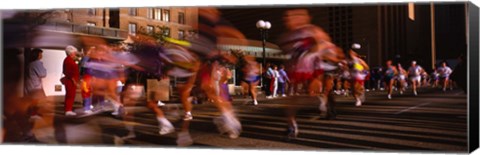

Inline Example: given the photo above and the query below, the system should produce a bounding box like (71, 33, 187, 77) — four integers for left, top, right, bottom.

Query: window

(178, 12, 185, 24)
(147, 8, 154, 19)
(128, 23, 137, 36)
(408, 2, 415, 21)
(178, 30, 185, 40)
(147, 25, 154, 34)
(129, 8, 137, 16)
(163, 9, 170, 22)
(88, 9, 96, 16)
(154, 8, 162, 20)
(87, 22, 96, 26)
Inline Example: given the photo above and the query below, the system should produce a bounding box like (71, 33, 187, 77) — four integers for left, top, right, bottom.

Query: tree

(3, 9, 64, 48)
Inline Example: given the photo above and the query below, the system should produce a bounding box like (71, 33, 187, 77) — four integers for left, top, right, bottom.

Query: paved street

(31, 87, 467, 152)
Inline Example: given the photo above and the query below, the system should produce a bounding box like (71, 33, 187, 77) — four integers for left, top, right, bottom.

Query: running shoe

(355, 98, 362, 107)
(84, 110, 93, 115)
(65, 111, 77, 116)
(159, 123, 175, 135)
(184, 112, 193, 121)
(213, 114, 241, 139)
(111, 105, 126, 117)
(158, 101, 166, 106)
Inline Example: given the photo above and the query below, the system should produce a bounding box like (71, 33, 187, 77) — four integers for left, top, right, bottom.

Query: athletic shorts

(354, 73, 367, 81)
(409, 76, 421, 82)
(243, 75, 261, 84)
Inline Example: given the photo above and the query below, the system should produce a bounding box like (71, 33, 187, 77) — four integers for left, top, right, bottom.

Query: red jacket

(63, 56, 79, 82)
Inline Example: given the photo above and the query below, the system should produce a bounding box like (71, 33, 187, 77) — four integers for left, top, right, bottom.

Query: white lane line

(394, 102, 431, 115)
(454, 92, 463, 96)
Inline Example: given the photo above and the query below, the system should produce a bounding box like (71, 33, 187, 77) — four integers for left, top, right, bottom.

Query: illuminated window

(163, 9, 170, 22)
(408, 3, 415, 21)
(155, 8, 162, 20)
(129, 8, 137, 16)
(147, 8, 154, 19)
(147, 25, 154, 34)
(128, 23, 137, 36)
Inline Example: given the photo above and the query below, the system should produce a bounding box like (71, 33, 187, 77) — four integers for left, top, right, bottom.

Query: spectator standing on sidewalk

(278, 65, 290, 97)
(24, 48, 47, 118)
(61, 45, 80, 116)
(272, 65, 280, 98)
(264, 63, 274, 99)
(79, 47, 94, 114)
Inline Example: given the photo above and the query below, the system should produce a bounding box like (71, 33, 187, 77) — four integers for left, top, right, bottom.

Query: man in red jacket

(62, 45, 80, 116)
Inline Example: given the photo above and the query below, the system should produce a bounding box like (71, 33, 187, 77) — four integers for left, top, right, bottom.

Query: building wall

(118, 7, 196, 39)
(377, 4, 409, 66)
(19, 7, 198, 100)
(54, 7, 198, 40)
(434, 3, 467, 61)
(352, 5, 380, 66)
(406, 4, 434, 70)
(327, 6, 354, 52)
(68, 9, 108, 27)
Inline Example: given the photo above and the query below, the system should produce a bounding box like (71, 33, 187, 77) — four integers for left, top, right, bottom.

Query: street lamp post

(256, 20, 271, 90)
(256, 20, 271, 68)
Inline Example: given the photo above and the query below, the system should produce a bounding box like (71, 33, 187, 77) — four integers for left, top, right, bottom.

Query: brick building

(2, 7, 199, 99)
(52, 7, 198, 41)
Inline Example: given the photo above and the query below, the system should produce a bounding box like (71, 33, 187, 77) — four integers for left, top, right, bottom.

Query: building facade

(220, 3, 468, 70)
(57, 7, 198, 41)
(3, 7, 199, 99)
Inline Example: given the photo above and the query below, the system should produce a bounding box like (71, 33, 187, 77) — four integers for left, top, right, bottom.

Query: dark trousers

(278, 82, 286, 95)
(264, 78, 272, 96)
